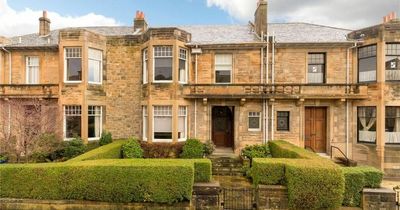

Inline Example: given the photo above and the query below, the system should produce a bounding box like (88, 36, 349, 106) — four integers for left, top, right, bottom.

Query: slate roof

(4, 23, 352, 48)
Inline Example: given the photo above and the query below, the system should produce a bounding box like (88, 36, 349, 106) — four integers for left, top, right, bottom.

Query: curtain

(154, 116, 172, 132)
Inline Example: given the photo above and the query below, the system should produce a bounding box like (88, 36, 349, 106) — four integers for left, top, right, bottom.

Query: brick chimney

(254, 0, 268, 37)
(134, 11, 148, 32)
(39, 11, 51, 36)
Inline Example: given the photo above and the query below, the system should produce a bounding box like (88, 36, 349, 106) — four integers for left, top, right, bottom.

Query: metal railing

(330, 145, 350, 166)
(183, 83, 368, 99)
(222, 187, 255, 210)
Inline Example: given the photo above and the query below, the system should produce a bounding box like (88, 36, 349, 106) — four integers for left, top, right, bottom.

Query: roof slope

(5, 23, 352, 47)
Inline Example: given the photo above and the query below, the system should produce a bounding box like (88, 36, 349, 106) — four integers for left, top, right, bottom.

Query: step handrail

(330, 145, 350, 166)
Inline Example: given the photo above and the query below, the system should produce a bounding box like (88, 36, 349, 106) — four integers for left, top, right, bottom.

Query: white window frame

(63, 105, 82, 140)
(64, 47, 82, 83)
(143, 48, 148, 84)
(153, 46, 173, 83)
(215, 54, 233, 84)
(88, 48, 103, 85)
(179, 48, 188, 84)
(178, 106, 187, 141)
(26, 56, 39, 84)
(143, 106, 148, 141)
(88, 106, 102, 141)
(153, 105, 173, 142)
(248, 112, 261, 131)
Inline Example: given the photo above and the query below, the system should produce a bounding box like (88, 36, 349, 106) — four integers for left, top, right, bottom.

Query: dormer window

(154, 46, 173, 82)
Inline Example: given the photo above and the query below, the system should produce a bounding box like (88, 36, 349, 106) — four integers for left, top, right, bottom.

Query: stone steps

(209, 155, 244, 176)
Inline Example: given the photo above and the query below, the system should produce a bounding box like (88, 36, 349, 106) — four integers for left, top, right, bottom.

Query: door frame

(304, 106, 328, 153)
(211, 106, 235, 149)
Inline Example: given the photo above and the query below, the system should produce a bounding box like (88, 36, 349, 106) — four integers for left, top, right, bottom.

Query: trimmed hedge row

(67, 142, 212, 183)
(341, 166, 383, 207)
(67, 140, 127, 162)
(0, 159, 194, 204)
(251, 140, 345, 209)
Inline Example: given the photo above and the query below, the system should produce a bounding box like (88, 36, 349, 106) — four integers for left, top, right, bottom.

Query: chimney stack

(134, 10, 148, 33)
(383, 11, 397, 23)
(39, 11, 51, 36)
(254, 0, 268, 37)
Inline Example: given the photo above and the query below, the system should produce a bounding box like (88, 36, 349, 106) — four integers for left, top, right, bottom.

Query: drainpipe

(345, 42, 358, 157)
(271, 33, 276, 140)
(194, 47, 198, 138)
(265, 33, 269, 142)
(1, 46, 11, 84)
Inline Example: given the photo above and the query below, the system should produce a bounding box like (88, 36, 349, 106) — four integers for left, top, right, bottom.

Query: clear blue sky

(8, 0, 235, 26)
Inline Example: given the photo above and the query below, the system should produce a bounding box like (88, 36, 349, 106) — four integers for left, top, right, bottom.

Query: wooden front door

(305, 107, 327, 153)
(212, 106, 234, 148)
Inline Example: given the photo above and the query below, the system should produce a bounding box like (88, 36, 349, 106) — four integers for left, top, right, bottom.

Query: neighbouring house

(0, 1, 399, 177)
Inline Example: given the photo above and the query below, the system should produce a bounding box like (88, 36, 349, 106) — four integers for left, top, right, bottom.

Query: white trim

(178, 106, 187, 141)
(88, 105, 102, 139)
(248, 111, 262, 132)
(88, 48, 103, 85)
(153, 46, 173, 83)
(143, 48, 148, 84)
(152, 105, 173, 142)
(64, 47, 83, 83)
(25, 56, 39, 84)
(143, 106, 148, 141)
(178, 48, 188, 84)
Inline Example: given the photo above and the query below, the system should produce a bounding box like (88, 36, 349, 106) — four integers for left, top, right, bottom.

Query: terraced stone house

(0, 1, 399, 177)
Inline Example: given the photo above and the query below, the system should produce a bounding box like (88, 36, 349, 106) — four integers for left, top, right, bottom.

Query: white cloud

(0, 0, 120, 37)
(206, 0, 400, 30)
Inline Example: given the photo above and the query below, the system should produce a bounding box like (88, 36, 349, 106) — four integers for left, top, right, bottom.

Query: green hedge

(191, 159, 212, 182)
(66, 140, 127, 162)
(341, 166, 383, 207)
(251, 140, 345, 209)
(0, 159, 194, 204)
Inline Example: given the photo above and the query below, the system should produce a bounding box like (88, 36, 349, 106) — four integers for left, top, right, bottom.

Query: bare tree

(0, 98, 61, 162)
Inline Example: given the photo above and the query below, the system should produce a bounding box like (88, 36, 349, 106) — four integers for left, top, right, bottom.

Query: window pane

(385, 43, 400, 81)
(277, 111, 289, 131)
(67, 58, 82, 81)
(358, 107, 376, 143)
(216, 71, 231, 83)
(308, 53, 325, 84)
(179, 59, 186, 82)
(143, 106, 147, 140)
(143, 49, 148, 84)
(358, 45, 377, 82)
(88, 106, 101, 139)
(66, 116, 81, 138)
(385, 107, 400, 144)
(26, 57, 39, 84)
(154, 57, 172, 81)
(249, 117, 260, 129)
(154, 106, 172, 140)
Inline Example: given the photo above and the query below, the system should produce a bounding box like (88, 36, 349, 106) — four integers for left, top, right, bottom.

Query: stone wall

(362, 188, 397, 210)
(256, 185, 288, 210)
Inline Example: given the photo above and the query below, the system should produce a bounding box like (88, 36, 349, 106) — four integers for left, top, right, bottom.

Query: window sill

(88, 137, 100, 141)
(152, 81, 173, 84)
(88, 82, 102, 85)
(357, 141, 377, 145)
(248, 129, 261, 132)
(152, 139, 173, 143)
(64, 81, 82, 85)
(178, 138, 187, 142)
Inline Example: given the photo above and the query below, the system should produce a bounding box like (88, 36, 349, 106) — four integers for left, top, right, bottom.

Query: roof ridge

(271, 22, 352, 31)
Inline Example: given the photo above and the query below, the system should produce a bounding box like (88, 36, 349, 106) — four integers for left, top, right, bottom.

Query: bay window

(64, 47, 82, 82)
(26, 56, 39, 84)
(179, 48, 187, 83)
(215, 54, 232, 83)
(154, 46, 173, 82)
(178, 106, 187, 141)
(385, 43, 400, 81)
(88, 106, 102, 140)
(64, 105, 81, 139)
(358, 45, 377, 82)
(385, 107, 400, 144)
(153, 106, 172, 141)
(308, 53, 325, 83)
(88, 48, 102, 84)
(357, 107, 376, 143)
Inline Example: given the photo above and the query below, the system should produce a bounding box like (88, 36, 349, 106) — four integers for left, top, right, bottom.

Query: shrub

(0, 159, 194, 204)
(141, 142, 184, 158)
(341, 166, 383, 207)
(191, 159, 212, 182)
(241, 144, 271, 160)
(180, 139, 204, 159)
(67, 140, 128, 162)
(121, 138, 143, 158)
(250, 158, 286, 185)
(251, 140, 345, 209)
(99, 131, 113, 146)
(203, 140, 216, 156)
(86, 141, 100, 152)
(61, 137, 87, 160)
(30, 133, 63, 162)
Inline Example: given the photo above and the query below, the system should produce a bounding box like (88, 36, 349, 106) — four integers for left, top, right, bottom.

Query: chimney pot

(134, 10, 148, 32)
